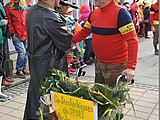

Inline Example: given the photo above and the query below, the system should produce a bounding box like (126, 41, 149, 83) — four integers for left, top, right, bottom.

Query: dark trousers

(139, 23, 143, 35)
(2, 36, 7, 79)
(84, 38, 93, 62)
(85, 38, 93, 54)
(0, 44, 4, 76)
(62, 54, 69, 77)
(0, 36, 8, 78)
(144, 23, 150, 37)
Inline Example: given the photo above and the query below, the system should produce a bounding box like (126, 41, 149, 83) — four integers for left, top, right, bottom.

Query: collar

(100, 1, 115, 12)
(37, 1, 55, 11)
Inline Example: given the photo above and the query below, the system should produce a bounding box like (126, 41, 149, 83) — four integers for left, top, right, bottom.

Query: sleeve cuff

(127, 65, 136, 70)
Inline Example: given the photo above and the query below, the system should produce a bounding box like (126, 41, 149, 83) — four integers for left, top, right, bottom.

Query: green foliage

(37, 100, 50, 119)
(38, 68, 133, 120)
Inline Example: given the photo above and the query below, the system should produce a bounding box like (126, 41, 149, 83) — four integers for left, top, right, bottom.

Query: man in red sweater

(73, 0, 139, 87)
(150, 0, 159, 55)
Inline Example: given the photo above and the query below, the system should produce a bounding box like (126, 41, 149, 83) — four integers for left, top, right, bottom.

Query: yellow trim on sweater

(150, 11, 155, 14)
(84, 21, 91, 29)
(154, 20, 159, 25)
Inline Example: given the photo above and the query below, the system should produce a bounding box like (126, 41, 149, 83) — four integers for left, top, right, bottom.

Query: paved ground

(0, 73, 159, 120)
(0, 31, 159, 119)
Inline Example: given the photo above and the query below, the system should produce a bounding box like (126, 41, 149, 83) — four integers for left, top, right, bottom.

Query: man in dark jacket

(23, 0, 73, 119)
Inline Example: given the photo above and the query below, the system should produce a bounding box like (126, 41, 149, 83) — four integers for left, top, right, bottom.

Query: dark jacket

(143, 8, 150, 23)
(0, 3, 10, 43)
(23, 1, 73, 119)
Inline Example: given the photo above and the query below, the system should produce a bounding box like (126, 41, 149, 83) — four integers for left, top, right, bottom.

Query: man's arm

(73, 23, 91, 44)
(122, 30, 138, 82)
(45, 16, 73, 53)
(150, 6, 155, 31)
(73, 12, 93, 44)
(117, 8, 139, 82)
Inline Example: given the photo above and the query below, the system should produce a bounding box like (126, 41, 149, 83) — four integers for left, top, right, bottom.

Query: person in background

(129, 2, 142, 35)
(117, 1, 122, 5)
(59, 0, 70, 15)
(0, 2, 11, 101)
(24, 0, 73, 119)
(4, 0, 29, 78)
(150, 0, 159, 55)
(78, 4, 90, 24)
(143, 3, 150, 39)
(0, 0, 14, 86)
(73, 0, 138, 87)
(57, 0, 78, 16)
(55, 0, 78, 76)
(78, 4, 94, 65)
(65, 7, 75, 32)
(123, 2, 130, 11)
(138, 3, 144, 38)
(65, 7, 76, 74)
(26, 0, 32, 7)
(73, 21, 86, 68)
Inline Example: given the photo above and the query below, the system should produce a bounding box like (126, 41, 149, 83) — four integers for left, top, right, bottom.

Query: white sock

(0, 76, 3, 95)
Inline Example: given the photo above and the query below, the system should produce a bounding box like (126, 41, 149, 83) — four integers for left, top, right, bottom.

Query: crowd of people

(0, 0, 158, 119)
(120, 1, 150, 38)
(120, 0, 159, 55)
(0, 0, 31, 101)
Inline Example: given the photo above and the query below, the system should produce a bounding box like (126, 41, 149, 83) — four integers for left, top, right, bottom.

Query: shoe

(0, 94, 10, 102)
(1, 80, 12, 86)
(4, 78, 14, 82)
(155, 49, 159, 55)
(68, 69, 73, 74)
(80, 62, 87, 68)
(85, 59, 94, 65)
(72, 63, 76, 69)
(68, 66, 73, 74)
(76, 63, 81, 68)
(145, 36, 150, 39)
(22, 68, 30, 75)
(70, 65, 75, 72)
(138, 35, 143, 38)
(16, 71, 26, 79)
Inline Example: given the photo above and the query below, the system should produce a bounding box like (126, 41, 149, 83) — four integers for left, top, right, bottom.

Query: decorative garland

(37, 68, 134, 120)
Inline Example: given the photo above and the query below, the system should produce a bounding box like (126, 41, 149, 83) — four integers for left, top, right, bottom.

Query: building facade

(3, 0, 158, 19)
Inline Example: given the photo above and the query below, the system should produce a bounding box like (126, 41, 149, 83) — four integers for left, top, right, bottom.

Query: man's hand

(2, 19, 8, 25)
(122, 68, 135, 82)
(151, 26, 155, 32)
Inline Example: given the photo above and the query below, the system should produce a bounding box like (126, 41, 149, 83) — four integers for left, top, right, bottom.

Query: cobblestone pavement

(70, 75, 159, 91)
(0, 76, 159, 120)
(2, 75, 158, 100)
(2, 82, 29, 99)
